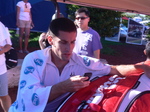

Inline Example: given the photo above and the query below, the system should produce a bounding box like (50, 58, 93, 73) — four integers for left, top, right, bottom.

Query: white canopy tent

(55, 0, 150, 15)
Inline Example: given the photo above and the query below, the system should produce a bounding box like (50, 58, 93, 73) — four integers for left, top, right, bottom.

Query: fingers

(62, 75, 90, 92)
(39, 33, 46, 41)
(70, 75, 89, 82)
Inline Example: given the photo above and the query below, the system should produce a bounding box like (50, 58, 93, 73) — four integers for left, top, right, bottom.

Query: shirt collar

(46, 48, 75, 67)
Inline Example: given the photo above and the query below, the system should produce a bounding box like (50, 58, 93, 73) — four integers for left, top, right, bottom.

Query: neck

(51, 50, 68, 74)
(79, 26, 89, 31)
(23, 0, 28, 3)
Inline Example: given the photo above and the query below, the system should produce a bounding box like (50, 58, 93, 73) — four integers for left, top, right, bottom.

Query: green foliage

(121, 13, 142, 26)
(146, 29, 150, 41)
(122, 19, 128, 27)
(67, 4, 80, 20)
(88, 8, 122, 37)
(122, 12, 136, 19)
(145, 15, 150, 20)
(145, 22, 150, 41)
(146, 22, 150, 26)
(146, 35, 150, 41)
(67, 5, 122, 37)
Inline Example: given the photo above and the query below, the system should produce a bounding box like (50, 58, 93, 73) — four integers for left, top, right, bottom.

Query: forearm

(16, 13, 19, 22)
(0, 44, 11, 54)
(39, 41, 45, 50)
(94, 49, 100, 59)
(39, 33, 47, 49)
(48, 82, 66, 102)
(30, 12, 34, 25)
(48, 76, 90, 102)
(110, 64, 144, 76)
(116, 65, 141, 76)
(16, 6, 20, 27)
(16, 7, 20, 20)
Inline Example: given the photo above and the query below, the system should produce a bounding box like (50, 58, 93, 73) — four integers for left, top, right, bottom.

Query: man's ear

(88, 17, 90, 22)
(47, 36, 53, 45)
(144, 49, 146, 55)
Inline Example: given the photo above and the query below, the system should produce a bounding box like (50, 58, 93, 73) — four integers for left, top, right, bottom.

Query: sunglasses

(75, 17, 89, 20)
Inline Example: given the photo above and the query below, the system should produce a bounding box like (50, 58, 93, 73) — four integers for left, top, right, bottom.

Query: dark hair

(47, 18, 77, 37)
(75, 7, 90, 17)
(145, 41, 150, 59)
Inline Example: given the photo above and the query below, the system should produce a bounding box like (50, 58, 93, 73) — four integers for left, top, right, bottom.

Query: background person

(38, 32, 50, 49)
(9, 18, 150, 112)
(16, 0, 34, 54)
(134, 41, 150, 74)
(73, 7, 103, 59)
(144, 41, 150, 64)
(0, 21, 12, 112)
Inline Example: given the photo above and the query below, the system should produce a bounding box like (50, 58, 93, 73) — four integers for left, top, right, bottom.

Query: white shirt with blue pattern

(9, 48, 111, 112)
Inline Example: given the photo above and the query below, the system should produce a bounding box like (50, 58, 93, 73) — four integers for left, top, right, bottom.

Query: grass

(9, 30, 126, 56)
(101, 37, 125, 56)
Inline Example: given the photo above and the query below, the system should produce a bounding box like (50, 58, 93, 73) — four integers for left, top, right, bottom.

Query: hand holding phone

(84, 72, 92, 81)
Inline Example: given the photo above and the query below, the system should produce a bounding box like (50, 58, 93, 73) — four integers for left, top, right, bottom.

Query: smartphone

(84, 72, 92, 81)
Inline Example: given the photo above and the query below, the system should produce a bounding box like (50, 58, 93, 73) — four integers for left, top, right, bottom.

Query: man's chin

(60, 58, 69, 62)
(61, 54, 72, 61)
(63, 56, 71, 61)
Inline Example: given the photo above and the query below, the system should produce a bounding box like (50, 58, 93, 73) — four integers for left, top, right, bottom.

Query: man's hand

(61, 75, 90, 92)
(39, 33, 46, 42)
(49, 75, 90, 102)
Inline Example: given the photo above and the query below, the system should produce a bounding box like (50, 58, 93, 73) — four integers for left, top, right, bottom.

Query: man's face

(75, 12, 89, 28)
(51, 31, 76, 62)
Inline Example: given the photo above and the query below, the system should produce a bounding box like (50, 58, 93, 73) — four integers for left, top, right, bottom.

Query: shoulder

(17, 1, 24, 7)
(27, 2, 31, 4)
(71, 53, 91, 66)
(71, 52, 104, 69)
(89, 27, 99, 34)
(29, 48, 49, 56)
(22, 49, 49, 68)
(27, 2, 31, 6)
(0, 22, 5, 28)
(24, 49, 47, 61)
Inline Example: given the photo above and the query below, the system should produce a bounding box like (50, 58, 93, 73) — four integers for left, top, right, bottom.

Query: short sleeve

(5, 27, 12, 45)
(16, 1, 21, 7)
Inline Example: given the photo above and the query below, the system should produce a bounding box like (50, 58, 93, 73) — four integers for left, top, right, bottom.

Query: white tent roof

(56, 0, 150, 15)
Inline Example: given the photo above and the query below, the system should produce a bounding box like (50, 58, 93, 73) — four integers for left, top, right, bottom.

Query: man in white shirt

(9, 18, 150, 112)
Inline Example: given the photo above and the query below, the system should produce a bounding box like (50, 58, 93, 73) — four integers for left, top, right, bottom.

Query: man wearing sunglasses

(73, 8, 102, 59)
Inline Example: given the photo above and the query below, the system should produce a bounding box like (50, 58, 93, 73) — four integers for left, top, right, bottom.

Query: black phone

(84, 72, 92, 81)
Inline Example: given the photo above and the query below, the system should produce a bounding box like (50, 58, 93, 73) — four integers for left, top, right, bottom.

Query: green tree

(67, 5, 122, 37)
(145, 15, 150, 20)
(146, 22, 150, 40)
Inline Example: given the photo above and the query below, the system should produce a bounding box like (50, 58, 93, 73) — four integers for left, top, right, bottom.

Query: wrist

(58, 81, 67, 94)
(0, 48, 6, 53)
